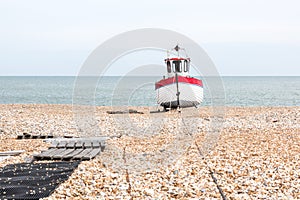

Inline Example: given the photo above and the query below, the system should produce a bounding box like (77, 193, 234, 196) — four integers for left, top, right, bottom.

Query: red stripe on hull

(155, 76, 203, 90)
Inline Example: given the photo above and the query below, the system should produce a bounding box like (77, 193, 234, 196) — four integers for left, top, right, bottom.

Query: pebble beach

(0, 104, 299, 199)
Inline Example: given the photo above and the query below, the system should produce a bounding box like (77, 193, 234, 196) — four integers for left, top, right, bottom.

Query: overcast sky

(0, 0, 299, 76)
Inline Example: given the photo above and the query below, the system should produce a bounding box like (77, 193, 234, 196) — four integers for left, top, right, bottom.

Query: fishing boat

(155, 45, 203, 110)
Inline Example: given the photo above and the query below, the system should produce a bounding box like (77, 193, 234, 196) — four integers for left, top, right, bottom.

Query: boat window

(172, 60, 182, 73)
(184, 60, 189, 72)
(167, 61, 171, 73)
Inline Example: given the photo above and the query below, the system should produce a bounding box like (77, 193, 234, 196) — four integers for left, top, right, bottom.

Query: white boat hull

(156, 82, 203, 108)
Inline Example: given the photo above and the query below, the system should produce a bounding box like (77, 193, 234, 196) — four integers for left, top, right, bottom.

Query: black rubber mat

(16, 133, 54, 140)
(0, 161, 80, 199)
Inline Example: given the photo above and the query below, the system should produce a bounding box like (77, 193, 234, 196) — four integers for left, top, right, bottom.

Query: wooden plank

(53, 149, 75, 159)
(75, 141, 84, 149)
(73, 149, 93, 160)
(35, 137, 107, 160)
(107, 109, 144, 114)
(100, 140, 106, 151)
(0, 156, 10, 162)
(0, 150, 25, 156)
(150, 110, 167, 113)
(66, 141, 76, 149)
(49, 141, 59, 148)
(82, 148, 101, 160)
(32, 135, 39, 139)
(17, 135, 23, 139)
(36, 148, 59, 157)
(57, 141, 67, 148)
(92, 141, 100, 148)
(62, 149, 84, 160)
(24, 133, 31, 139)
(83, 141, 92, 148)
(63, 135, 74, 138)
(39, 135, 47, 139)
(17, 133, 54, 139)
(34, 148, 64, 160)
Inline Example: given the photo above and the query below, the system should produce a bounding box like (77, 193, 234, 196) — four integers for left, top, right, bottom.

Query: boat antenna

(174, 44, 180, 57)
(173, 44, 188, 58)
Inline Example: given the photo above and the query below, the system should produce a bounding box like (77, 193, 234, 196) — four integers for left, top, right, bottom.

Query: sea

(0, 76, 299, 107)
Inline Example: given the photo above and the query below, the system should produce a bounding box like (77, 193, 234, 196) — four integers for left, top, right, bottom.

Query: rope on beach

(180, 113, 227, 200)
(122, 146, 133, 200)
(194, 141, 227, 200)
(209, 168, 227, 200)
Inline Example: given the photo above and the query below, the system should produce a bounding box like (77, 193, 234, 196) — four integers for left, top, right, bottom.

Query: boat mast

(175, 72, 180, 109)
(174, 45, 180, 109)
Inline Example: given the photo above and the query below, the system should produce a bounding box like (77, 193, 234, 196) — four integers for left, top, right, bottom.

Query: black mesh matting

(0, 161, 80, 199)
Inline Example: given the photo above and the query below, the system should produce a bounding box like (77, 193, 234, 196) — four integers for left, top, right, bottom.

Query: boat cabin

(165, 57, 190, 78)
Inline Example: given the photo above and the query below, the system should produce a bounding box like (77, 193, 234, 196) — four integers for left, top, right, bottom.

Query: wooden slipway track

(34, 137, 106, 161)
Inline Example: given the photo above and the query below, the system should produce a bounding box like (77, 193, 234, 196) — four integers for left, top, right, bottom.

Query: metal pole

(175, 72, 180, 109)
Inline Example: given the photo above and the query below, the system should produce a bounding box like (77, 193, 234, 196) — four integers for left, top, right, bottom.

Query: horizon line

(0, 75, 300, 77)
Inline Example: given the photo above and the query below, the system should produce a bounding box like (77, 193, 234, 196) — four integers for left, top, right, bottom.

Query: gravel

(0, 104, 299, 199)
